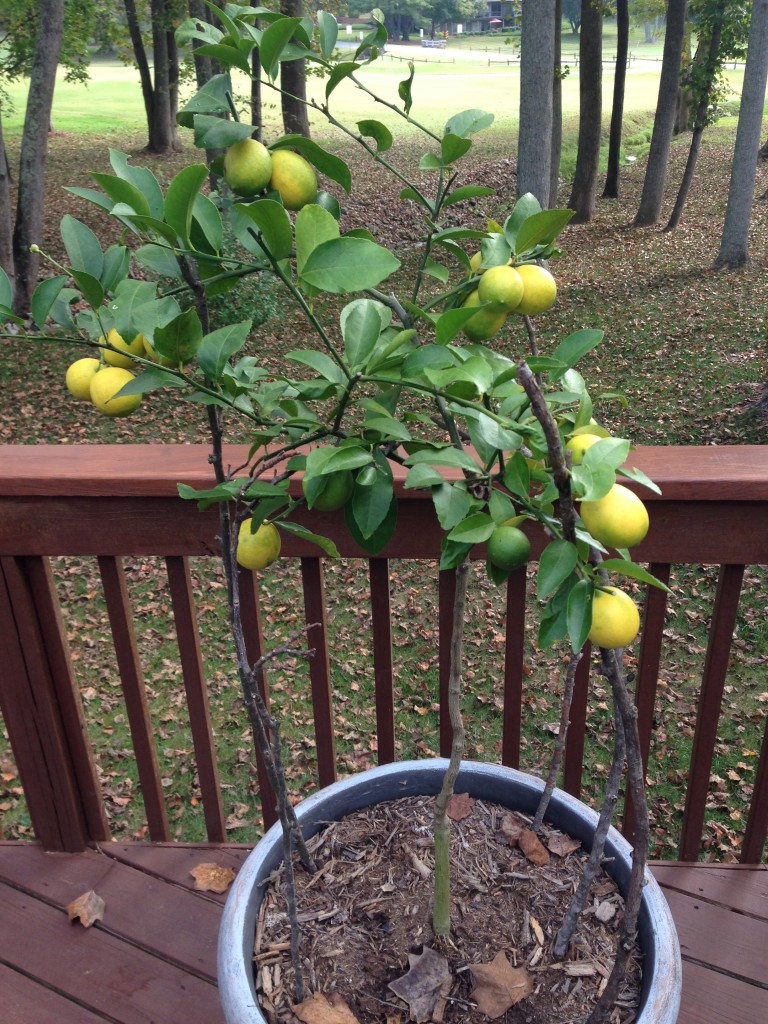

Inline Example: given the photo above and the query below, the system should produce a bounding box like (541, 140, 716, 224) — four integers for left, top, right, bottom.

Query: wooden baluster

(300, 557, 336, 788)
(165, 556, 225, 842)
(369, 558, 395, 765)
(501, 566, 527, 769)
(98, 556, 170, 841)
(680, 563, 745, 861)
(740, 709, 768, 863)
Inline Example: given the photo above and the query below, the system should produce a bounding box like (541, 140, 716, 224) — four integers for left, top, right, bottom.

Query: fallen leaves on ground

(446, 792, 475, 821)
(190, 862, 236, 893)
(66, 889, 105, 927)
(388, 947, 452, 1023)
(293, 991, 361, 1024)
(519, 828, 550, 866)
(546, 832, 582, 857)
(469, 951, 533, 1018)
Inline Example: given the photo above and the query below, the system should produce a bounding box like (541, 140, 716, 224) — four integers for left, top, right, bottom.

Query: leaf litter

(254, 794, 640, 1023)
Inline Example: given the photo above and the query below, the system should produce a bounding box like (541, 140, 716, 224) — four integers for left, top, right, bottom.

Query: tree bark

(634, 0, 689, 227)
(568, 0, 602, 222)
(251, 49, 263, 140)
(549, 0, 563, 207)
(716, 0, 768, 267)
(603, 0, 629, 198)
(280, 0, 310, 137)
(11, 0, 64, 317)
(518, 0, 555, 203)
(122, 0, 180, 153)
(0, 117, 14, 284)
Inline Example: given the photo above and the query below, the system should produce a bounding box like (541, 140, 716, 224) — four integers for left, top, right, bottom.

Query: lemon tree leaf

(165, 164, 208, 245)
(600, 559, 672, 591)
(70, 270, 105, 310)
(567, 580, 593, 652)
(432, 481, 475, 530)
(176, 72, 231, 126)
(441, 133, 472, 164)
(197, 321, 252, 380)
(443, 184, 495, 208)
(116, 366, 185, 395)
(357, 118, 393, 152)
(271, 135, 353, 193)
(444, 108, 494, 137)
(325, 61, 358, 98)
(235, 198, 293, 262)
(514, 209, 575, 256)
(398, 61, 415, 115)
(194, 42, 252, 75)
(299, 237, 400, 293)
(295, 204, 340, 277)
(618, 465, 662, 495)
(538, 539, 578, 599)
(32, 275, 68, 329)
(154, 307, 203, 364)
(109, 151, 165, 218)
(101, 246, 131, 293)
(344, 493, 397, 554)
(90, 173, 151, 216)
(316, 10, 338, 57)
(503, 193, 542, 248)
(278, 521, 341, 558)
(61, 215, 103, 277)
(341, 298, 390, 368)
(538, 572, 578, 647)
(439, 536, 472, 570)
(447, 512, 495, 544)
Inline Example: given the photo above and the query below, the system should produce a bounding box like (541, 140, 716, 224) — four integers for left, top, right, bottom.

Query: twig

(531, 650, 583, 831)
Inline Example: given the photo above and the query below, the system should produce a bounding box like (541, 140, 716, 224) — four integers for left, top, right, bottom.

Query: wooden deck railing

(0, 444, 767, 863)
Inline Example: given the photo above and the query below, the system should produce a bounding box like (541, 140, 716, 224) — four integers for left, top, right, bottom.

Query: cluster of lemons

(64, 328, 155, 417)
(223, 138, 318, 210)
(462, 261, 557, 342)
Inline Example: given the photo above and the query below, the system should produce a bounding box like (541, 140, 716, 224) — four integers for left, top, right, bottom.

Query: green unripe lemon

(236, 519, 281, 571)
(580, 483, 649, 549)
(477, 264, 524, 312)
(514, 264, 557, 316)
(269, 149, 318, 211)
(588, 586, 640, 648)
(565, 433, 603, 465)
(102, 328, 146, 369)
(487, 525, 531, 572)
(65, 357, 100, 401)
(90, 366, 142, 417)
(461, 289, 507, 342)
(302, 470, 354, 511)
(469, 251, 484, 275)
(224, 138, 273, 197)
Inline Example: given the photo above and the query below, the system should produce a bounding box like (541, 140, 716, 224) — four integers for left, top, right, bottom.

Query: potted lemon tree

(3, 9, 681, 1023)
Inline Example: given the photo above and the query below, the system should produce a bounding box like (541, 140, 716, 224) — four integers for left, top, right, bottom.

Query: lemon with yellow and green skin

(224, 138, 273, 196)
(461, 289, 507, 342)
(565, 433, 603, 465)
(514, 264, 557, 316)
(477, 264, 524, 312)
(588, 586, 640, 648)
(236, 519, 281, 570)
(302, 470, 354, 511)
(101, 328, 146, 369)
(65, 357, 100, 401)
(143, 336, 176, 368)
(580, 483, 649, 550)
(89, 366, 142, 417)
(269, 149, 318, 210)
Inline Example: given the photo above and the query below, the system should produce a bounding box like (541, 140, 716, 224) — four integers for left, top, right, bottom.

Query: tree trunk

(123, 0, 156, 144)
(189, 0, 221, 90)
(549, 0, 563, 207)
(665, 22, 724, 231)
(149, 0, 180, 152)
(517, 0, 555, 203)
(280, 0, 310, 137)
(716, 0, 768, 267)
(674, 20, 694, 133)
(634, 0, 689, 227)
(603, 0, 629, 198)
(251, 49, 263, 141)
(568, 0, 602, 222)
(12, 0, 64, 317)
(0, 117, 14, 283)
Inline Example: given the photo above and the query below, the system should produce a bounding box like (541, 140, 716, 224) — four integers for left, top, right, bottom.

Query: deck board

(0, 842, 766, 1023)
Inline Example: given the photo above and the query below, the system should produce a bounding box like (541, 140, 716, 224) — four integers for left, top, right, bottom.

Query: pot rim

(218, 759, 682, 1024)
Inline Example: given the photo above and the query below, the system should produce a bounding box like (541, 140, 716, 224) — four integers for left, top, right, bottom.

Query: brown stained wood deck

(0, 843, 765, 1024)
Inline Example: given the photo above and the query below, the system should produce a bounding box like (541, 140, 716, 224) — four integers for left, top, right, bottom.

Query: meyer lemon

(65, 357, 100, 401)
(580, 483, 649, 549)
(102, 328, 146, 369)
(269, 149, 318, 211)
(236, 519, 281, 570)
(477, 264, 524, 312)
(302, 470, 354, 511)
(89, 366, 142, 417)
(461, 289, 506, 342)
(514, 264, 557, 316)
(224, 138, 273, 196)
(565, 433, 602, 465)
(486, 525, 531, 572)
(588, 586, 640, 648)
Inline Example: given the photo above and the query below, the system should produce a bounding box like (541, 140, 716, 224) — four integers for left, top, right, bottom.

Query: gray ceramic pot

(218, 759, 682, 1024)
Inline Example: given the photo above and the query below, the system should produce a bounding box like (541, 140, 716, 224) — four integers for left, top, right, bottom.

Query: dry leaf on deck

(447, 792, 476, 821)
(66, 889, 105, 928)
(293, 991, 361, 1024)
(190, 862, 236, 893)
(546, 833, 581, 858)
(389, 947, 452, 1023)
(519, 828, 550, 866)
(470, 952, 533, 1018)
(496, 813, 524, 847)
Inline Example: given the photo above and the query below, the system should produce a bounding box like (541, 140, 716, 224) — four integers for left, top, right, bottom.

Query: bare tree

(550, 0, 563, 206)
(603, 0, 629, 198)
(518, 0, 556, 202)
(569, 0, 603, 222)
(280, 0, 311, 137)
(123, 0, 181, 153)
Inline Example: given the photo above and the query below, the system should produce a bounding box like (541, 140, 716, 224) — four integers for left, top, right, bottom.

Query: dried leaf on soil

(388, 946, 452, 1023)
(293, 991, 362, 1024)
(190, 862, 236, 893)
(447, 792, 476, 821)
(546, 833, 582, 857)
(66, 889, 105, 928)
(469, 952, 533, 1018)
(496, 812, 524, 847)
(519, 828, 550, 866)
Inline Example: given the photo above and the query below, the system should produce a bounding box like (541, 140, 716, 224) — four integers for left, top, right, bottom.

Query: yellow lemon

(588, 586, 640, 648)
(514, 264, 557, 316)
(89, 366, 142, 417)
(224, 138, 273, 196)
(477, 264, 524, 311)
(102, 328, 146, 369)
(469, 251, 484, 275)
(580, 483, 649, 549)
(565, 433, 603, 465)
(486, 526, 530, 572)
(236, 519, 281, 570)
(65, 357, 100, 401)
(143, 336, 175, 368)
(461, 289, 507, 342)
(269, 149, 318, 211)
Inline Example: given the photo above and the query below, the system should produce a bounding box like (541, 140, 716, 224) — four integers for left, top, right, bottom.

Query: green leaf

(571, 461, 616, 502)
(444, 109, 494, 137)
(70, 269, 105, 310)
(341, 298, 389, 368)
(111, 210, 179, 246)
(108, 279, 159, 338)
(443, 184, 495, 208)
(441, 133, 472, 164)
(109, 151, 165, 219)
(351, 458, 394, 539)
(464, 408, 521, 454)
(197, 321, 252, 380)
(552, 329, 603, 374)
(49, 288, 81, 330)
(270, 135, 352, 193)
(279, 521, 341, 558)
(503, 193, 542, 249)
(101, 246, 131, 294)
(0, 267, 13, 309)
(236, 198, 293, 261)
(404, 463, 445, 489)
(354, 16, 388, 60)
(316, 10, 339, 58)
(326, 61, 358, 99)
(406, 446, 481, 474)
(344, 493, 397, 555)
(537, 539, 579, 599)
(176, 72, 232, 126)
(618, 465, 662, 495)
(153, 307, 203, 365)
(419, 152, 443, 171)
(502, 452, 531, 499)
(260, 17, 303, 77)
(193, 42, 252, 75)
(299, 237, 400, 293)
(432, 481, 474, 531)
(192, 114, 256, 150)
(567, 580, 593, 653)
(135, 243, 181, 279)
(439, 537, 472, 571)
(357, 119, 393, 153)
(61, 215, 103, 277)
(90, 172, 151, 217)
(423, 257, 449, 283)
(64, 186, 115, 214)
(295, 204, 340, 278)
(165, 164, 208, 245)
(32, 275, 68, 329)
(434, 304, 489, 346)
(600, 559, 671, 591)
(583, 437, 631, 473)
(116, 365, 186, 395)
(177, 480, 243, 509)
(447, 512, 495, 545)
(286, 348, 346, 384)
(538, 572, 578, 647)
(398, 62, 415, 116)
(514, 209, 575, 256)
